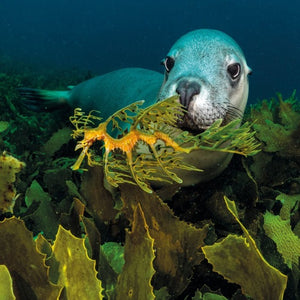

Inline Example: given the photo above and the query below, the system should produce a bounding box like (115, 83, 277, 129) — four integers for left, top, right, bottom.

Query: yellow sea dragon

(70, 95, 260, 193)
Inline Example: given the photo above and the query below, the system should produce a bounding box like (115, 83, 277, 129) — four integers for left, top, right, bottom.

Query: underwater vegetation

(0, 62, 299, 299)
(0, 152, 25, 213)
(250, 90, 300, 156)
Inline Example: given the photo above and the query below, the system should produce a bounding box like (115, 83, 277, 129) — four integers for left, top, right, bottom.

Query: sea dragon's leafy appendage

(70, 96, 260, 193)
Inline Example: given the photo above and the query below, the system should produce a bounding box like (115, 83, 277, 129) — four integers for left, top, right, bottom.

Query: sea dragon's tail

(18, 87, 71, 111)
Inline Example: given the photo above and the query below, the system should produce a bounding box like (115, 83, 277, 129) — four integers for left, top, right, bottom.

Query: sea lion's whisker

(227, 103, 243, 112)
(227, 109, 242, 118)
(227, 104, 244, 119)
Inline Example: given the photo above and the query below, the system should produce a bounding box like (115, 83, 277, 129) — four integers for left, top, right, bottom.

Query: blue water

(0, 0, 299, 103)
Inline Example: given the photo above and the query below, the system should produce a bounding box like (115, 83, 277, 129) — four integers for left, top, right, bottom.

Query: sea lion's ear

(247, 66, 253, 75)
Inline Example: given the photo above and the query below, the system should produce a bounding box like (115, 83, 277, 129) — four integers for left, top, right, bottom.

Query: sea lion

(19, 29, 252, 186)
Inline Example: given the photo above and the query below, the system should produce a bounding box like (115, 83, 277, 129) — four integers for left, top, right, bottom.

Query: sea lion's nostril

(176, 80, 201, 107)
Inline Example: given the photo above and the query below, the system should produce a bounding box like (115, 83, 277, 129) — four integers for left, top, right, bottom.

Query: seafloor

(0, 59, 299, 300)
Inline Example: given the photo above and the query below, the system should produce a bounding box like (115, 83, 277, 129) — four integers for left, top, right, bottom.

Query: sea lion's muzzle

(176, 80, 201, 108)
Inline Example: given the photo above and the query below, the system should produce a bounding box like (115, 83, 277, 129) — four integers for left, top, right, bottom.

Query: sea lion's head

(158, 29, 252, 131)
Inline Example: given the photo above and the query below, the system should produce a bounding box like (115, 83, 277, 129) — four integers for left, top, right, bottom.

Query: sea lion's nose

(176, 80, 201, 108)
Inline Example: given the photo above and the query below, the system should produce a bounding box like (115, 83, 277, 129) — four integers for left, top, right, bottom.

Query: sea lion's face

(158, 29, 252, 131)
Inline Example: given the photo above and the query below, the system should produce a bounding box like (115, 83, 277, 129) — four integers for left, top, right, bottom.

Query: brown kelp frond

(70, 96, 260, 192)
(202, 197, 288, 300)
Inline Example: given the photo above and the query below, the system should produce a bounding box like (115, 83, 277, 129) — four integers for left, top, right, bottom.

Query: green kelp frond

(248, 91, 300, 155)
(263, 211, 300, 269)
(197, 118, 261, 156)
(70, 96, 260, 193)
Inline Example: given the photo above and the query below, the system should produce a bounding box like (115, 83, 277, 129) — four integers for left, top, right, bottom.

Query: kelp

(51, 225, 104, 299)
(80, 165, 119, 224)
(242, 92, 300, 191)
(276, 192, 300, 220)
(0, 151, 25, 213)
(192, 289, 228, 300)
(202, 197, 288, 300)
(120, 184, 209, 295)
(249, 91, 300, 156)
(41, 127, 73, 157)
(264, 212, 300, 269)
(0, 216, 104, 299)
(115, 203, 156, 300)
(1, 57, 298, 299)
(23, 180, 59, 239)
(70, 95, 260, 192)
(0, 265, 16, 300)
(0, 194, 292, 299)
(0, 194, 207, 299)
(0, 217, 63, 299)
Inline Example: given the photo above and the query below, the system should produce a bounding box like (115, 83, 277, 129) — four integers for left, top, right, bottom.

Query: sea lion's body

(20, 29, 251, 186)
(69, 68, 163, 116)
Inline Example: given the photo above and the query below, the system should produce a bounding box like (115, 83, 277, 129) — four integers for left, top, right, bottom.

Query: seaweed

(0, 217, 62, 299)
(249, 90, 300, 156)
(1, 57, 299, 299)
(0, 152, 25, 213)
(115, 203, 155, 300)
(202, 197, 288, 300)
(0, 265, 15, 300)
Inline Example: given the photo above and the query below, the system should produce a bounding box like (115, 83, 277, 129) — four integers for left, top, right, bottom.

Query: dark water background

(0, 0, 299, 103)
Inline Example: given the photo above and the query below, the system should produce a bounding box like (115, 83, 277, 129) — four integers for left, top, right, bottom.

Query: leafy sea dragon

(70, 96, 260, 193)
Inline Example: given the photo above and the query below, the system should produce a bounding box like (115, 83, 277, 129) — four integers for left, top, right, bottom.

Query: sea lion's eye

(227, 63, 241, 79)
(163, 56, 175, 72)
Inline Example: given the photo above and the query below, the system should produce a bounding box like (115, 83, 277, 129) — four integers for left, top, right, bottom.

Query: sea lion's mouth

(176, 112, 208, 134)
(177, 124, 205, 135)
(176, 96, 243, 134)
(176, 103, 224, 132)
(176, 109, 242, 135)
